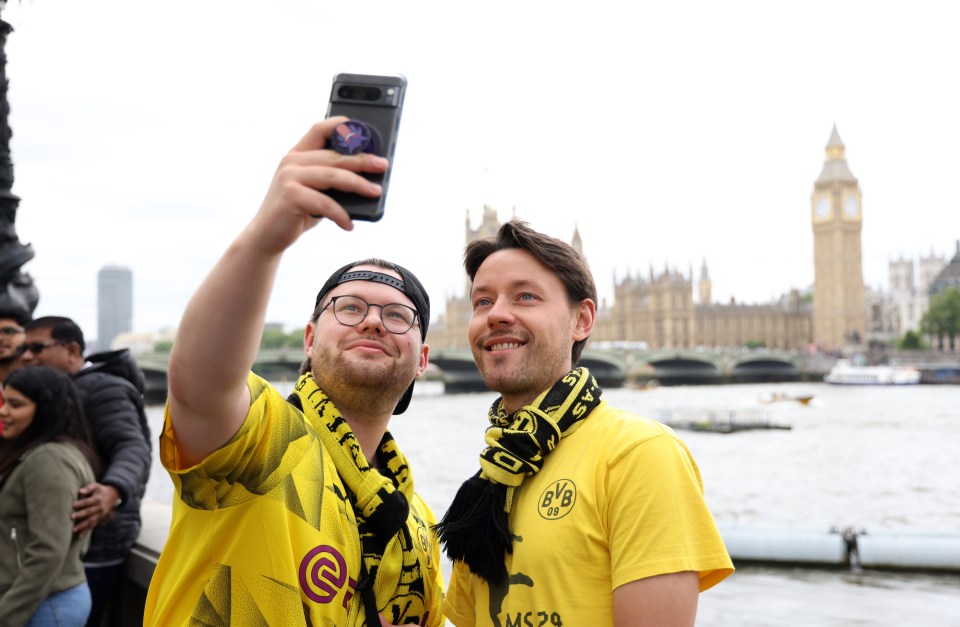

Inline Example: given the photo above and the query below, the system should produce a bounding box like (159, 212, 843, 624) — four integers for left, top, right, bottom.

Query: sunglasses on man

(20, 341, 68, 355)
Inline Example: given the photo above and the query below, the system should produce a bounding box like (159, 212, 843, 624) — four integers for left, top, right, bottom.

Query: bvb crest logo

(538, 479, 577, 520)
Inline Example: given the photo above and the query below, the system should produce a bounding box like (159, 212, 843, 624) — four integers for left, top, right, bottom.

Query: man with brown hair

(437, 220, 733, 627)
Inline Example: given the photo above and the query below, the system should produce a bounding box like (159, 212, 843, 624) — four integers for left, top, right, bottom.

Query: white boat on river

(824, 359, 921, 385)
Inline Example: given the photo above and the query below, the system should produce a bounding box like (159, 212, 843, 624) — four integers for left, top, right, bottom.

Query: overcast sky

(4, 0, 960, 341)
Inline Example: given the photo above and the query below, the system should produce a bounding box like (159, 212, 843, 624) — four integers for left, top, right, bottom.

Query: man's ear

(417, 343, 430, 377)
(573, 299, 596, 341)
(303, 322, 317, 357)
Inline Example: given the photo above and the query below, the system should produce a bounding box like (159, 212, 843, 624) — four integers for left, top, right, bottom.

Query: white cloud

(4, 0, 959, 339)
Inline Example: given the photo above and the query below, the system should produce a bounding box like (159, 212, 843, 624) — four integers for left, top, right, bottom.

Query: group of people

(0, 116, 733, 626)
(143, 116, 734, 627)
(0, 316, 152, 626)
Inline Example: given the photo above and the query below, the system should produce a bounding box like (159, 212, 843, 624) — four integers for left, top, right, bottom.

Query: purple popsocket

(328, 120, 381, 156)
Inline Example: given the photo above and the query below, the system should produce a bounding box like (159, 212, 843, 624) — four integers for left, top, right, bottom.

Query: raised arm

(167, 118, 388, 466)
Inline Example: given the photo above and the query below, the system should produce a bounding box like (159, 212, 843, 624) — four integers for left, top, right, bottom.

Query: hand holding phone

(325, 73, 407, 222)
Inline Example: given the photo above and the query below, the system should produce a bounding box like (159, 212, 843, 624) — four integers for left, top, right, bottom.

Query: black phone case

(325, 73, 407, 222)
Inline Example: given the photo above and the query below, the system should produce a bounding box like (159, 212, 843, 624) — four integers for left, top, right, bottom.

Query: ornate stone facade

(428, 128, 947, 353)
(592, 265, 811, 350)
(429, 207, 813, 351)
(929, 241, 960, 296)
(593, 267, 695, 349)
(811, 125, 867, 349)
(427, 206, 504, 350)
(884, 253, 946, 334)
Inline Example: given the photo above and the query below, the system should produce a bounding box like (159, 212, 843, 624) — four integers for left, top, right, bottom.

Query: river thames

(143, 380, 960, 626)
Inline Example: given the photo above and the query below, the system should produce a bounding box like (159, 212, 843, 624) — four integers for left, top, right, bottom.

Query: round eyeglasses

(321, 295, 419, 335)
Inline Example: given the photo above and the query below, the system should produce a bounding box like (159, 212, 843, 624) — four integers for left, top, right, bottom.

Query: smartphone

(325, 73, 407, 222)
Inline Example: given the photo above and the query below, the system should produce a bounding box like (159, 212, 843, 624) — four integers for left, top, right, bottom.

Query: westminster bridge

(135, 346, 838, 402)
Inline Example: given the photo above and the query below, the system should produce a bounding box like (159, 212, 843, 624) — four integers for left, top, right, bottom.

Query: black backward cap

(313, 260, 430, 415)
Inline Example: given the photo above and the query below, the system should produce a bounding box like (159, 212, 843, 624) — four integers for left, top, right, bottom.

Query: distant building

(427, 129, 945, 353)
(811, 125, 867, 349)
(430, 207, 811, 351)
(592, 264, 811, 350)
(885, 252, 946, 334)
(97, 265, 133, 351)
(697, 260, 712, 305)
(112, 327, 176, 355)
(593, 266, 695, 349)
(864, 285, 900, 345)
(929, 241, 960, 296)
(429, 207, 504, 350)
(695, 290, 812, 350)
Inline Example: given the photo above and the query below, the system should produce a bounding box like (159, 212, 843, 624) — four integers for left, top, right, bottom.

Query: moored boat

(758, 391, 815, 405)
(824, 359, 921, 385)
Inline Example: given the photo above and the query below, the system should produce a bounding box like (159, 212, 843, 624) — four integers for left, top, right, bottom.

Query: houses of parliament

(428, 126, 953, 353)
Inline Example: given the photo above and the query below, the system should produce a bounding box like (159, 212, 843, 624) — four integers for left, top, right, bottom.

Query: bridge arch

(578, 349, 626, 388)
(728, 353, 801, 382)
(429, 348, 628, 392)
(644, 355, 721, 384)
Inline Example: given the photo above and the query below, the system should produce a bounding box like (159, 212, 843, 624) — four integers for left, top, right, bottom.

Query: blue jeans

(26, 583, 92, 627)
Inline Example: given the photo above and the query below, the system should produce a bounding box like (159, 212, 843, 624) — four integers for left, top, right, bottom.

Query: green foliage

(151, 326, 304, 354)
(288, 327, 306, 344)
(743, 340, 767, 349)
(896, 329, 926, 350)
(260, 328, 289, 349)
(260, 327, 305, 349)
(921, 287, 960, 350)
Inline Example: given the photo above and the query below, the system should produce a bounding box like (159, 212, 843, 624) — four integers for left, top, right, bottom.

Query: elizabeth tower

(811, 125, 866, 349)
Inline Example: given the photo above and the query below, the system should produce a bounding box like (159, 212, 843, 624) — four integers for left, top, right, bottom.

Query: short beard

(473, 339, 570, 402)
(0, 353, 19, 366)
(310, 343, 415, 417)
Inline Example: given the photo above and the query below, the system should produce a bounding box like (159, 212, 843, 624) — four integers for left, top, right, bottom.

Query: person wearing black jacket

(21, 316, 151, 627)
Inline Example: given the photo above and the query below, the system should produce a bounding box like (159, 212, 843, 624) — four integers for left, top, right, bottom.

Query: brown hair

(0, 366, 101, 487)
(464, 220, 597, 364)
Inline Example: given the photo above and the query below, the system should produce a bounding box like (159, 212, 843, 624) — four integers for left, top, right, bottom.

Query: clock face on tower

(844, 196, 859, 218)
(815, 198, 831, 219)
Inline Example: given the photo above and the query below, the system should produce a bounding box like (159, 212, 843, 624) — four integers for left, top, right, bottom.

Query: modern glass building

(98, 265, 133, 351)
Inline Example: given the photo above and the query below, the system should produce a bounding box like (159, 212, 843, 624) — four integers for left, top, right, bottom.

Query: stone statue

(0, 17, 39, 321)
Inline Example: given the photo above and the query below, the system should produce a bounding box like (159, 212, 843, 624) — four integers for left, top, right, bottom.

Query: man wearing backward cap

(145, 118, 445, 627)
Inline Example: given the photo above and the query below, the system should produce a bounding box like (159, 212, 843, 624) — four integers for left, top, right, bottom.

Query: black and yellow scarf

(289, 374, 433, 626)
(435, 367, 602, 585)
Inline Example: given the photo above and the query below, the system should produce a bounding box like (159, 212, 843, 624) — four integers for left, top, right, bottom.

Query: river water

(143, 381, 960, 626)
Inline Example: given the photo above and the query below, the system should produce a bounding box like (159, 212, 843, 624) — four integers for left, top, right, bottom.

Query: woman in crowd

(0, 366, 101, 626)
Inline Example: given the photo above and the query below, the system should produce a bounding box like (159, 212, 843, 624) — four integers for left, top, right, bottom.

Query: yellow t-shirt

(444, 401, 733, 627)
(144, 373, 444, 626)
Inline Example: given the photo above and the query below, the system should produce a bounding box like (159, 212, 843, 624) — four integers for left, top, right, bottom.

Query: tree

(921, 287, 960, 352)
(260, 327, 305, 349)
(896, 329, 926, 351)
